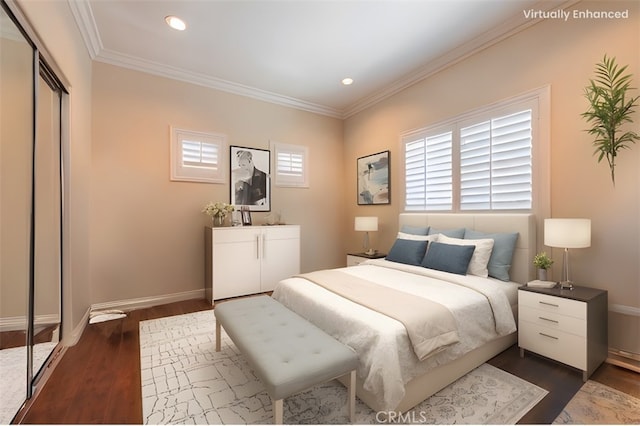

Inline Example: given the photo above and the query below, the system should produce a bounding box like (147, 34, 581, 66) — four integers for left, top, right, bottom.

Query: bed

(272, 213, 536, 412)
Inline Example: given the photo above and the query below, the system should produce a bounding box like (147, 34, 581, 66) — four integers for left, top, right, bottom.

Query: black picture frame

(230, 146, 270, 212)
(357, 150, 390, 205)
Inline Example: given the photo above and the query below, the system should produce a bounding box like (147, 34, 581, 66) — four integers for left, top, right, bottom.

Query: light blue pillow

(400, 225, 430, 235)
(428, 227, 466, 238)
(464, 230, 519, 281)
(386, 239, 429, 266)
(421, 242, 475, 275)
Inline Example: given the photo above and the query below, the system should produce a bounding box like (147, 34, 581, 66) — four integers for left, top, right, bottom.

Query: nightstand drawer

(519, 290, 586, 320)
(519, 305, 586, 337)
(347, 255, 365, 266)
(519, 321, 587, 370)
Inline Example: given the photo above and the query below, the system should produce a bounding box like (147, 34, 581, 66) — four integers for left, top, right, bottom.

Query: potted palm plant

(582, 55, 639, 185)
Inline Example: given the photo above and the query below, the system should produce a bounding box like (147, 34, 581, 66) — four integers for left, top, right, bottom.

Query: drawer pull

(539, 316, 559, 324)
(539, 332, 559, 340)
(539, 301, 559, 307)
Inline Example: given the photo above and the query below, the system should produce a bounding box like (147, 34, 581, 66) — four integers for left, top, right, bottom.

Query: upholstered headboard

(399, 213, 536, 285)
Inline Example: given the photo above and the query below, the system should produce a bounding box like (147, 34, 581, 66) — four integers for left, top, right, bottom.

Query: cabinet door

(212, 229, 261, 300)
(260, 227, 300, 292)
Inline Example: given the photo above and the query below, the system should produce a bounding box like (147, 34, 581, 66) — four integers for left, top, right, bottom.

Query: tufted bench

(214, 295, 358, 424)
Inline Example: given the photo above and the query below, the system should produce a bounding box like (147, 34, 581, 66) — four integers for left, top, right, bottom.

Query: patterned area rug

(140, 310, 547, 424)
(553, 380, 640, 424)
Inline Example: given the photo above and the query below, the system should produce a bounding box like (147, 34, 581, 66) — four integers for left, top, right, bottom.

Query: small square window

(170, 127, 227, 183)
(271, 141, 309, 188)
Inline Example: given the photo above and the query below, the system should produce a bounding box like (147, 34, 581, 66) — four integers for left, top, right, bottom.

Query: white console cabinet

(205, 225, 300, 304)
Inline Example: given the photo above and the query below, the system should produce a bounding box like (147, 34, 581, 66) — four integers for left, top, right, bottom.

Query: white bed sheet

(271, 259, 519, 411)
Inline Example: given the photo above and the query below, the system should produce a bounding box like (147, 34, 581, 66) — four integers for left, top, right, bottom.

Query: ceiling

(70, 0, 565, 118)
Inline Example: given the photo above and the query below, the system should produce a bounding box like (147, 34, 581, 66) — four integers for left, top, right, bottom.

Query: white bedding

(271, 258, 519, 411)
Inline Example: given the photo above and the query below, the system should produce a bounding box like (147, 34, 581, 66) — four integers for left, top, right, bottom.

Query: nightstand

(518, 285, 608, 381)
(346, 252, 387, 266)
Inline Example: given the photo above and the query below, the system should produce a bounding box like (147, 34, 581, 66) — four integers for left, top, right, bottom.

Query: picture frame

(230, 146, 270, 212)
(357, 150, 390, 205)
(241, 208, 252, 226)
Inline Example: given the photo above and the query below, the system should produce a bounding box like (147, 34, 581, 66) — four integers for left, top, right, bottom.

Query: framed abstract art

(357, 150, 390, 205)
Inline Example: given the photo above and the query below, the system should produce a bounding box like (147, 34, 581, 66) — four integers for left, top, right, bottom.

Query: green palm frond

(582, 55, 640, 185)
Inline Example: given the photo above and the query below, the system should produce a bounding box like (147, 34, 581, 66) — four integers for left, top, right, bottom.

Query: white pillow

(397, 232, 438, 242)
(438, 234, 494, 277)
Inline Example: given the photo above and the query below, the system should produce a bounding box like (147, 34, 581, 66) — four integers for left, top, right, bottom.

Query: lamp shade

(544, 218, 591, 248)
(354, 216, 378, 232)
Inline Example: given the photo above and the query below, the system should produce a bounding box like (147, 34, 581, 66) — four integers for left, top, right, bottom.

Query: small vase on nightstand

(537, 268, 547, 281)
(213, 215, 225, 227)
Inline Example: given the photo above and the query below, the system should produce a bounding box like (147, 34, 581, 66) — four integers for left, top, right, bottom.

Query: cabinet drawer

(264, 226, 300, 240)
(212, 228, 260, 243)
(519, 290, 586, 320)
(519, 320, 587, 370)
(519, 305, 586, 337)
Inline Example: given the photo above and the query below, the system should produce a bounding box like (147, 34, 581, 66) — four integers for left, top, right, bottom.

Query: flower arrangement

(533, 252, 554, 270)
(202, 201, 235, 219)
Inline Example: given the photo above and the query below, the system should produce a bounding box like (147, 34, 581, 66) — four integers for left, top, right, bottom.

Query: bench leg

(215, 321, 221, 352)
(273, 398, 283, 424)
(345, 370, 356, 423)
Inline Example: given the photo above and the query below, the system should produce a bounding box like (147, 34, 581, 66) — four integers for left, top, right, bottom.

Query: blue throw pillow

(400, 225, 430, 235)
(464, 230, 519, 281)
(386, 239, 429, 266)
(421, 242, 475, 275)
(428, 227, 466, 238)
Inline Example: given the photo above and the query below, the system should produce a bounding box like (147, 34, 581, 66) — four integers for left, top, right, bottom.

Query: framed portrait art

(357, 150, 390, 205)
(230, 146, 271, 212)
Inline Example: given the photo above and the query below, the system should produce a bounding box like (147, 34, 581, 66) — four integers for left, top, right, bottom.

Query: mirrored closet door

(1, 2, 65, 423)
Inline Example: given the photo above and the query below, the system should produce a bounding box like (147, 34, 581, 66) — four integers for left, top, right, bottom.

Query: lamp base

(560, 281, 574, 290)
(365, 248, 377, 256)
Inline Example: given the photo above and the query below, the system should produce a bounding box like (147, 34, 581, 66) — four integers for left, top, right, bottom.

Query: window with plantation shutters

(460, 110, 532, 210)
(401, 87, 548, 213)
(271, 141, 309, 187)
(405, 131, 453, 211)
(170, 127, 227, 183)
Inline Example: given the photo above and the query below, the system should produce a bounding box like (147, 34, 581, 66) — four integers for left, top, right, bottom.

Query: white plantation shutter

(460, 110, 532, 210)
(402, 91, 542, 212)
(491, 110, 532, 209)
(170, 127, 227, 183)
(272, 141, 309, 187)
(405, 131, 453, 211)
(182, 139, 219, 168)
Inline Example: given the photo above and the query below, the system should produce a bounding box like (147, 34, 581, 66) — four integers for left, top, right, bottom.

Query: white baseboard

(63, 307, 90, 346)
(61, 289, 206, 346)
(0, 314, 62, 333)
(90, 289, 206, 313)
(609, 304, 640, 317)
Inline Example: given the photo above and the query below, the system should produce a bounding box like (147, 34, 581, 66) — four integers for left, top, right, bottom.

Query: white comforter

(271, 259, 518, 411)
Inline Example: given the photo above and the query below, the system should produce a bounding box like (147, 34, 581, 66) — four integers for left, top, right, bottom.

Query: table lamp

(355, 216, 378, 255)
(544, 218, 591, 289)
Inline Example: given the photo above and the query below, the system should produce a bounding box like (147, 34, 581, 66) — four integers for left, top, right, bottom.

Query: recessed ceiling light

(342, 78, 354, 86)
(165, 15, 186, 31)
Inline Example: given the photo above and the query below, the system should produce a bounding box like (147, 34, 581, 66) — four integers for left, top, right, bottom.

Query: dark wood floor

(16, 298, 639, 424)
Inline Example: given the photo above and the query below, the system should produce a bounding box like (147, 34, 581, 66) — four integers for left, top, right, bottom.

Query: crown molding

(67, 0, 102, 59)
(69, 0, 580, 120)
(94, 48, 343, 118)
